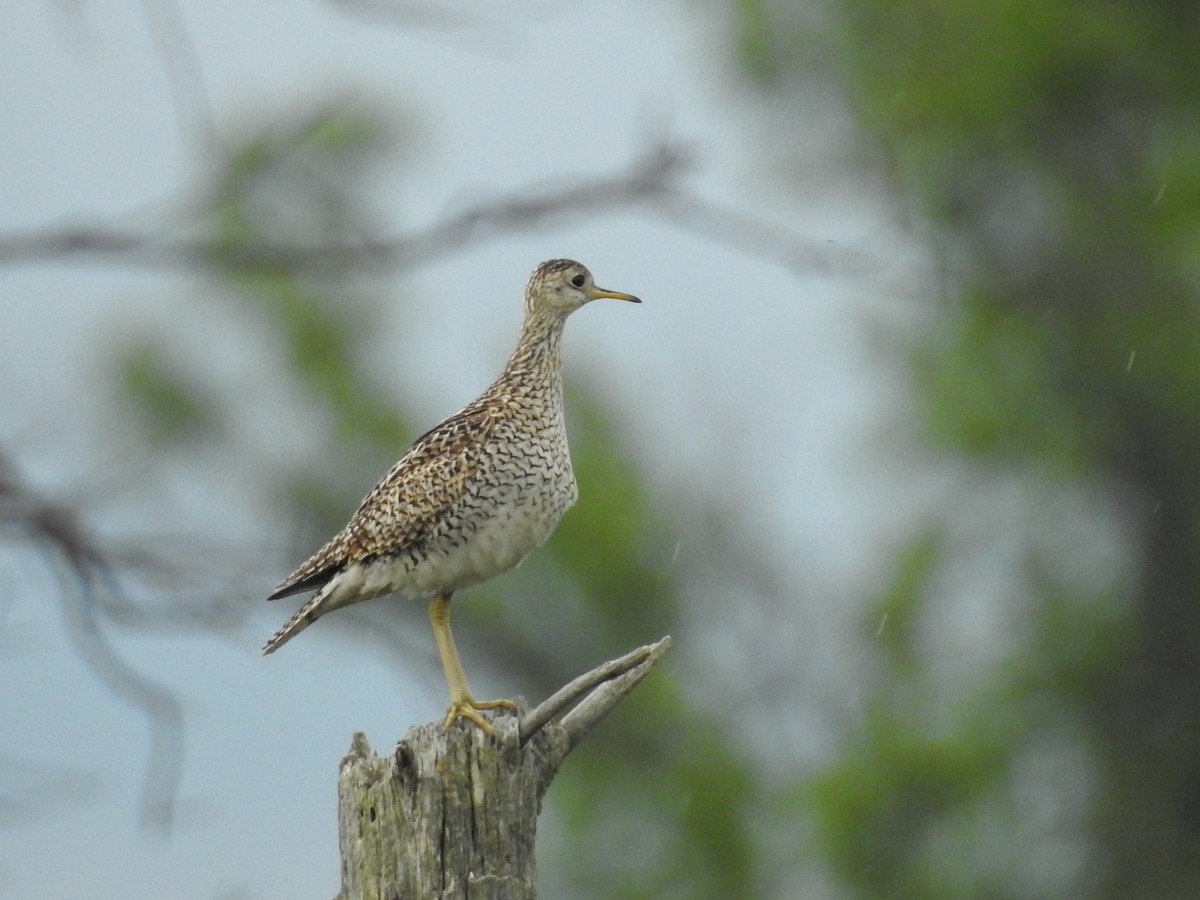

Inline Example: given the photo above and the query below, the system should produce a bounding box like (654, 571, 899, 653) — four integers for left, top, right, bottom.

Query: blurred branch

(328, 0, 497, 34)
(654, 189, 876, 277)
(138, 0, 219, 154)
(0, 451, 183, 830)
(0, 752, 97, 829)
(0, 143, 685, 272)
(0, 140, 862, 280)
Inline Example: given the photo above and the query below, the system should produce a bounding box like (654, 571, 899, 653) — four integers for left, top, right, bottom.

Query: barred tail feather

(261, 565, 377, 655)
(261, 576, 346, 655)
(261, 593, 323, 655)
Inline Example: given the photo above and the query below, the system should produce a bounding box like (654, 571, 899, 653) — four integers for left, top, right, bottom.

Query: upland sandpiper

(262, 259, 640, 732)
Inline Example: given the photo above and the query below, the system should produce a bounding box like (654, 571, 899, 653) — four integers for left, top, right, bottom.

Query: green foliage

(837, 1, 1170, 208)
(812, 705, 1016, 899)
(674, 722, 757, 895)
(914, 295, 1090, 470)
(552, 383, 675, 645)
(734, 0, 1200, 896)
(732, 0, 786, 84)
(209, 106, 418, 529)
(558, 707, 758, 899)
(871, 532, 940, 676)
(118, 342, 218, 444)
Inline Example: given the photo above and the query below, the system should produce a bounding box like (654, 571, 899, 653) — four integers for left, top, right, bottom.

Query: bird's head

(524, 259, 640, 317)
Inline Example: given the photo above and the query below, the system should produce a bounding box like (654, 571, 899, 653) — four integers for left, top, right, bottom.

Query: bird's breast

(387, 436, 577, 595)
(399, 480, 575, 595)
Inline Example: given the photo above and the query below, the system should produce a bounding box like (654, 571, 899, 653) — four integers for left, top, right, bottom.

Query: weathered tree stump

(335, 636, 671, 900)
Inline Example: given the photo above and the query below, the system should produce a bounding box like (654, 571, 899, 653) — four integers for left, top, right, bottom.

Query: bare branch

(0, 142, 689, 273)
(0, 752, 97, 828)
(518, 636, 671, 746)
(0, 135, 884, 285)
(0, 132, 883, 282)
(138, 0, 220, 153)
(328, 0, 499, 35)
(0, 452, 184, 830)
(559, 637, 671, 751)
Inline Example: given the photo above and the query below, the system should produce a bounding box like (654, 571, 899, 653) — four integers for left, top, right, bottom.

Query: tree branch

(0, 142, 688, 273)
(0, 139, 868, 282)
(0, 452, 184, 829)
(519, 635, 671, 747)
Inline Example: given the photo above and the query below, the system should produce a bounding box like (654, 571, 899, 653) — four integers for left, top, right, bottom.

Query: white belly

(341, 493, 572, 603)
(410, 500, 563, 593)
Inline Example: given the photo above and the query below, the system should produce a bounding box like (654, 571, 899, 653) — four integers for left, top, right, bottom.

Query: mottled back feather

(268, 403, 501, 598)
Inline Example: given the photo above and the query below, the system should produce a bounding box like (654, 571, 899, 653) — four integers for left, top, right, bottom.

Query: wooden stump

(335, 636, 671, 900)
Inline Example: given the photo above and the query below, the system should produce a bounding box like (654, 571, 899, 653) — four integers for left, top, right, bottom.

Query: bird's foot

(442, 697, 518, 735)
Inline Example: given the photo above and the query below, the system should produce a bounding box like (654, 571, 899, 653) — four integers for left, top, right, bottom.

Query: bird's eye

(570, 273, 586, 288)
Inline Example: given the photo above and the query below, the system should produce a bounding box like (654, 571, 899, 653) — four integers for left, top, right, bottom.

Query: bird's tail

(261, 581, 339, 655)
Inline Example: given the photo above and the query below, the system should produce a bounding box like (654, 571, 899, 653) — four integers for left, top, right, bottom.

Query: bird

(262, 259, 640, 732)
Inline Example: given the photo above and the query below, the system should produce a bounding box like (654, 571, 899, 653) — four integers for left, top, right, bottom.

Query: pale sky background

(1, 2, 937, 897)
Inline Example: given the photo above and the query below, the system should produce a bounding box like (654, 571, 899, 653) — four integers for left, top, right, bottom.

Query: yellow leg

(428, 593, 516, 734)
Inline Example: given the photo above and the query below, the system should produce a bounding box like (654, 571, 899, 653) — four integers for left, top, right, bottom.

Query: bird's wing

(266, 404, 502, 600)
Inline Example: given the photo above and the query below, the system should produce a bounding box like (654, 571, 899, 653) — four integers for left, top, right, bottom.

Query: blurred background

(3, 1, 1198, 897)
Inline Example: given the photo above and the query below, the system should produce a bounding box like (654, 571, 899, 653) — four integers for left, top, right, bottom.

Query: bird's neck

(503, 310, 567, 390)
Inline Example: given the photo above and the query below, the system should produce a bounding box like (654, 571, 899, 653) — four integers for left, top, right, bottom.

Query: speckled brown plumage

(262, 259, 640, 730)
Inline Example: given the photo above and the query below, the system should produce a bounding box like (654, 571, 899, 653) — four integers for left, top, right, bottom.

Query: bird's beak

(590, 286, 642, 304)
